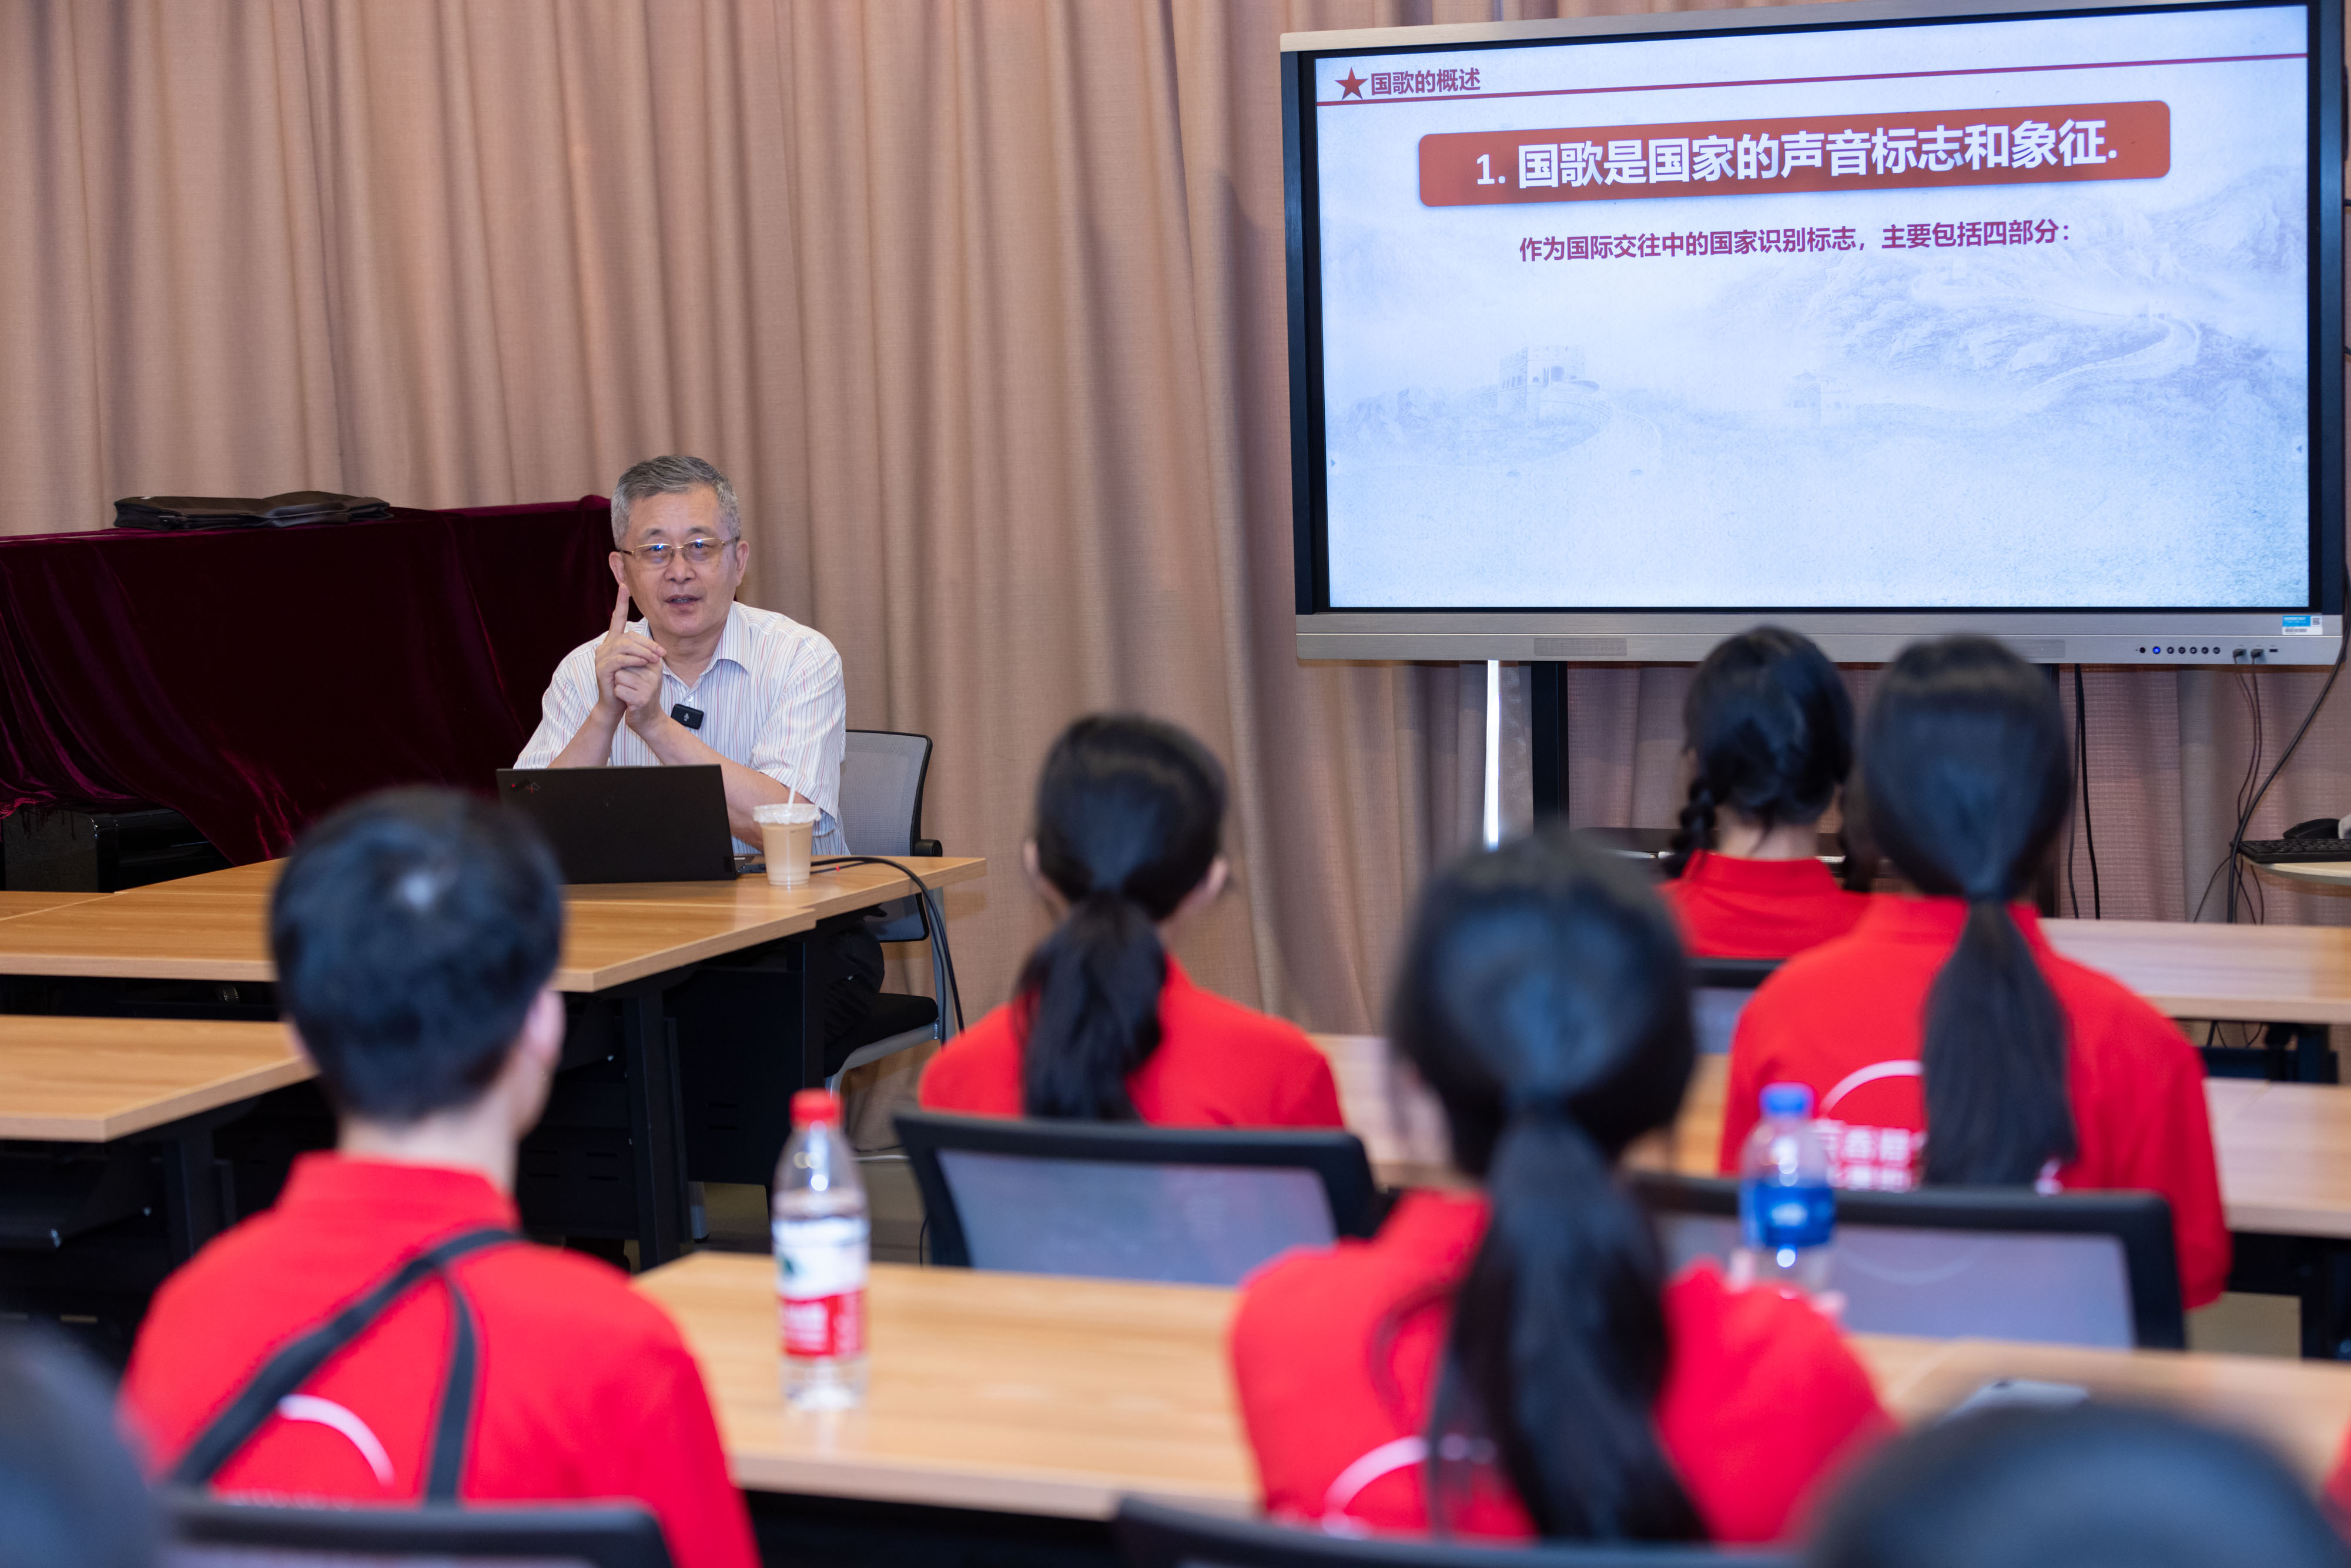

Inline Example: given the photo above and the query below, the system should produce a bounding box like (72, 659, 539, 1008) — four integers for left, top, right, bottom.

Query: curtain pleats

(3, 0, 2346, 1040)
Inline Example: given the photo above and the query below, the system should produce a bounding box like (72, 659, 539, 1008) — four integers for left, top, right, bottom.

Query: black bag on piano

(113, 491, 394, 531)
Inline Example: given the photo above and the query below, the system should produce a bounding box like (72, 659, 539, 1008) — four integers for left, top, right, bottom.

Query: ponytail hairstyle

(1861, 636, 2076, 1185)
(1017, 715, 1228, 1121)
(1392, 828, 1702, 1541)
(1664, 626, 1854, 877)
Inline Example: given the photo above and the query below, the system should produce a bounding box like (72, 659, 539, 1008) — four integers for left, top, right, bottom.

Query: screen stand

(1531, 663, 1569, 822)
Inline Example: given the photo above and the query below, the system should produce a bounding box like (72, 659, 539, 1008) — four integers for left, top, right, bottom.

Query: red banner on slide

(1420, 101, 2169, 205)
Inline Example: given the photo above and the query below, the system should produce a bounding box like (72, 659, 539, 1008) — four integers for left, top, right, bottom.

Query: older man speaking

(518, 456, 880, 1076)
(517, 454, 846, 856)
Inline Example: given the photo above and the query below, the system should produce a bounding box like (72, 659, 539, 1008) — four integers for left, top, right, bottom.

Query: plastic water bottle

(1734, 1082, 1836, 1298)
(774, 1088, 868, 1410)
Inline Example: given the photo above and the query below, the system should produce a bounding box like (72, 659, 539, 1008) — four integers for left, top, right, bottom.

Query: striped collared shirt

(515, 601, 848, 855)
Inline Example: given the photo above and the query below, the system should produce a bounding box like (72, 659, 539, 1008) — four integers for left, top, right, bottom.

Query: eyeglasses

(617, 536, 740, 568)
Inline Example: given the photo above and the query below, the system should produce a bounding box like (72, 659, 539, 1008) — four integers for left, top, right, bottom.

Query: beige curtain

(4, 0, 2347, 1060)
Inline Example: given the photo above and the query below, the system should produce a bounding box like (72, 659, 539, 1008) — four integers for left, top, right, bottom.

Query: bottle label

(775, 1216, 869, 1359)
(1739, 1181, 1834, 1251)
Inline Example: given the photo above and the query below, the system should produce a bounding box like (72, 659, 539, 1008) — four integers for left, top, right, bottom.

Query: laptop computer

(495, 765, 737, 883)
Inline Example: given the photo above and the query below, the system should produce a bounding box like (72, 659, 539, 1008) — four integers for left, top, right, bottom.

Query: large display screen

(1287, 0, 2340, 643)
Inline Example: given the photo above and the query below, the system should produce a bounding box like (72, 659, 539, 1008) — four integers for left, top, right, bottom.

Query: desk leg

(159, 1126, 225, 1263)
(2302, 1241, 2351, 1360)
(798, 935, 827, 1093)
(2289, 1023, 2340, 1084)
(621, 986, 688, 1268)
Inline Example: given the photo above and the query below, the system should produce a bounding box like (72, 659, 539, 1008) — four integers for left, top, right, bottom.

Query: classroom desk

(1313, 1036, 2344, 1225)
(0, 1015, 310, 1258)
(0, 881, 822, 989)
(2039, 917, 2351, 1024)
(2252, 860, 2351, 893)
(637, 1254, 2351, 1520)
(0, 856, 984, 1266)
(0, 890, 105, 920)
(1315, 1033, 2351, 1353)
(0, 1014, 307, 1141)
(134, 852, 985, 909)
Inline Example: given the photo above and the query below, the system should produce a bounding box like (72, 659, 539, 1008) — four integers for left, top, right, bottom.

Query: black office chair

(1630, 1172, 2186, 1349)
(1685, 956, 1780, 1056)
(896, 1110, 1383, 1285)
(827, 729, 950, 1091)
(166, 1495, 672, 1567)
(1114, 1496, 1789, 1568)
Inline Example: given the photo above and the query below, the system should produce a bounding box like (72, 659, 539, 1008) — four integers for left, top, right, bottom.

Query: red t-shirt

(1719, 897, 2231, 1309)
(1659, 849, 1871, 961)
(1230, 1191, 1890, 1544)
(918, 956, 1344, 1127)
(121, 1156, 756, 1568)
(2324, 1428, 2351, 1521)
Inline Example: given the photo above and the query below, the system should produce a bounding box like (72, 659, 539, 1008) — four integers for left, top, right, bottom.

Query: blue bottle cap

(1760, 1082, 1814, 1118)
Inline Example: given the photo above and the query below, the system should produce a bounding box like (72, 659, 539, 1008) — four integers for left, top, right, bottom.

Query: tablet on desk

(495, 765, 736, 883)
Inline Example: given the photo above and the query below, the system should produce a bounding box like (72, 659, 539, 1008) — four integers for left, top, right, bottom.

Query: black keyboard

(2236, 838, 2351, 864)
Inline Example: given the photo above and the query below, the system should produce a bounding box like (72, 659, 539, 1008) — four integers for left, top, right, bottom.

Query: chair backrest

(1113, 1496, 1787, 1568)
(840, 729, 933, 942)
(166, 1495, 672, 1568)
(1685, 957, 1779, 1056)
(895, 1110, 1381, 1285)
(1630, 1172, 2185, 1349)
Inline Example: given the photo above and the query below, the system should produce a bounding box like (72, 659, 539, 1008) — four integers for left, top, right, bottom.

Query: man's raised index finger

(608, 582, 631, 639)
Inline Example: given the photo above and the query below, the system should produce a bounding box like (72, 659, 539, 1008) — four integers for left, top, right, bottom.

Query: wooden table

(0, 890, 105, 920)
(2252, 860, 2351, 892)
(0, 1014, 308, 1142)
(638, 1254, 2351, 1520)
(0, 858, 986, 991)
(0, 857, 985, 1266)
(0, 1014, 310, 1257)
(2042, 917, 2351, 1080)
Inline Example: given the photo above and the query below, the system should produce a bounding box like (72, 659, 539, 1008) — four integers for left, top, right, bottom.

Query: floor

(2188, 1291, 2300, 1357)
(699, 1155, 928, 1264)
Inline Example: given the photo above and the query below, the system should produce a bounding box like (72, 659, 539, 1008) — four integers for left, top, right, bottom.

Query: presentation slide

(1311, 7, 2311, 609)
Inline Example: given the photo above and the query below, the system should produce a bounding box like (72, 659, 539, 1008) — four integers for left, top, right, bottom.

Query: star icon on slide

(1338, 70, 1365, 98)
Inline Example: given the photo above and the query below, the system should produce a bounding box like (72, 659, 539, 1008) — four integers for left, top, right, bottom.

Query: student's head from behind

(1017, 713, 1228, 1121)
(1669, 625, 1853, 865)
(1389, 827, 1699, 1542)
(1862, 635, 2075, 1187)
(270, 789, 565, 1134)
(1810, 1403, 2345, 1568)
(0, 1326, 158, 1568)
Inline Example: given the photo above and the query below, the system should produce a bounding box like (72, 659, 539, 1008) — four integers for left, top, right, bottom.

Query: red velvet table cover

(0, 500, 616, 863)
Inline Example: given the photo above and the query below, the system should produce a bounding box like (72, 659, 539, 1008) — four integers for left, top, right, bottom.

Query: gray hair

(609, 454, 740, 547)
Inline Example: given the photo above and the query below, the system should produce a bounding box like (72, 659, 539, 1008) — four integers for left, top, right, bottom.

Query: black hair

(1665, 626, 1854, 876)
(1810, 1403, 2346, 1568)
(1391, 827, 1702, 1541)
(1018, 715, 1227, 1120)
(1862, 636, 2075, 1185)
(270, 788, 564, 1124)
(0, 1326, 158, 1568)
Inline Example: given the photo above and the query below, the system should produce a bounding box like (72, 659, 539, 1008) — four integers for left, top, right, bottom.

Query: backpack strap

(171, 1227, 518, 1502)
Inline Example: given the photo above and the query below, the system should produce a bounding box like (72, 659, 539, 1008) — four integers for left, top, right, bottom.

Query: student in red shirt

(1659, 625, 1871, 960)
(1232, 830, 1888, 1545)
(2322, 1420, 2351, 1527)
(919, 715, 1339, 1127)
(1720, 637, 2229, 1308)
(120, 791, 756, 1568)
